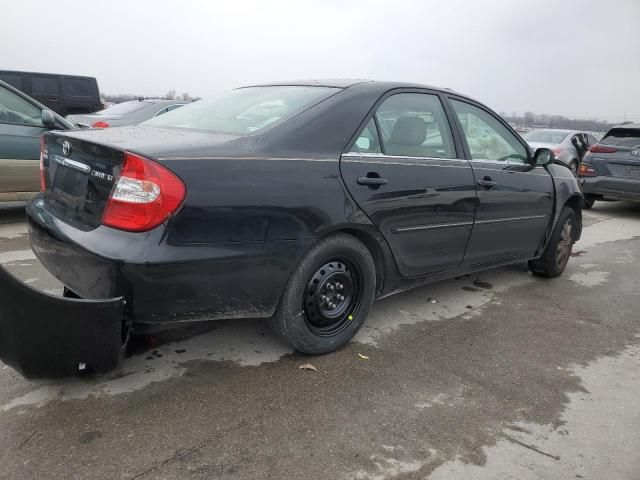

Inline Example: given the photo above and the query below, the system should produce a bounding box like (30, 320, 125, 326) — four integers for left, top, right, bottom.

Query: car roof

(0, 69, 95, 80)
(245, 79, 462, 95)
(609, 123, 640, 130)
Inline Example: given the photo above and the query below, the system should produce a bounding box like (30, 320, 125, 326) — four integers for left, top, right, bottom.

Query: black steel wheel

(269, 234, 375, 355)
(303, 259, 363, 337)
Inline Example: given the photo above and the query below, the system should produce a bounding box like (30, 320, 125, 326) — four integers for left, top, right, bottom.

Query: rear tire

(529, 207, 577, 278)
(583, 195, 596, 210)
(269, 234, 376, 355)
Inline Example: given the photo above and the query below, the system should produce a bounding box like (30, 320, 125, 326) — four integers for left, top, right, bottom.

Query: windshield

(143, 86, 340, 134)
(601, 128, 640, 148)
(97, 101, 149, 115)
(524, 130, 569, 144)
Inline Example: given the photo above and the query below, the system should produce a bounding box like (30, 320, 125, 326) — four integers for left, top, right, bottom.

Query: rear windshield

(98, 101, 149, 115)
(524, 130, 569, 144)
(601, 128, 640, 148)
(143, 86, 340, 134)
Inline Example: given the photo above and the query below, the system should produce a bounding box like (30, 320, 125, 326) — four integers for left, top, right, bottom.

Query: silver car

(524, 129, 598, 173)
(67, 99, 185, 128)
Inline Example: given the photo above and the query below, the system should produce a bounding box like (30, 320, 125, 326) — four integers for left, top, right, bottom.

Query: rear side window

(349, 119, 382, 154)
(63, 78, 94, 97)
(451, 99, 527, 163)
(0, 85, 44, 127)
(601, 128, 640, 148)
(374, 93, 455, 158)
(31, 76, 60, 95)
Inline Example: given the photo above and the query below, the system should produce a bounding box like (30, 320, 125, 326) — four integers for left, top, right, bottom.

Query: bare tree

(165, 90, 176, 100)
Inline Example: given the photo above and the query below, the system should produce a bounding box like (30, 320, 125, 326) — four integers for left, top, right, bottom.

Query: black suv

(0, 70, 102, 116)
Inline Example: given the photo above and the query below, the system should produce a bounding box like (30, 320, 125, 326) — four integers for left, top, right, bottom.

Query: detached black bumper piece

(0, 264, 124, 379)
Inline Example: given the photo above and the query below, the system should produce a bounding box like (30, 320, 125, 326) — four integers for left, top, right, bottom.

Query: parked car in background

(0, 70, 102, 116)
(579, 123, 640, 209)
(0, 80, 583, 378)
(523, 129, 598, 173)
(67, 99, 186, 128)
(0, 80, 73, 202)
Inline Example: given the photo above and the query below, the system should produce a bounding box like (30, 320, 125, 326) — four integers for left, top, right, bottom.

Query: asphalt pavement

(0, 201, 639, 479)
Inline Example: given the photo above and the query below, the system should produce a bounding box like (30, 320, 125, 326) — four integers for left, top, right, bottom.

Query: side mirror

(41, 110, 56, 129)
(533, 147, 555, 166)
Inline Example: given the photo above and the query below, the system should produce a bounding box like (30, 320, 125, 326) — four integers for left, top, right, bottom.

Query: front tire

(269, 234, 375, 355)
(529, 207, 577, 278)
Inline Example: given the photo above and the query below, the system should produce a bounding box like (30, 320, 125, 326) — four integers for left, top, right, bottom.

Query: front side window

(144, 86, 339, 135)
(451, 99, 527, 163)
(0, 85, 44, 127)
(348, 119, 381, 154)
(374, 93, 455, 158)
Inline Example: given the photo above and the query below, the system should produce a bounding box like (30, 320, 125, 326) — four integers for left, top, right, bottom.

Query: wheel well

(333, 228, 386, 296)
(564, 195, 583, 241)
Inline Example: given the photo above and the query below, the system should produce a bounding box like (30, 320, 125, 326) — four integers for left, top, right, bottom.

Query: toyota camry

(0, 80, 583, 378)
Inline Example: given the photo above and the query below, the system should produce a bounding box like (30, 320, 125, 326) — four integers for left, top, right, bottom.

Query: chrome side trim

(393, 221, 474, 233)
(156, 156, 338, 163)
(475, 215, 546, 225)
(342, 152, 467, 163)
(50, 154, 91, 174)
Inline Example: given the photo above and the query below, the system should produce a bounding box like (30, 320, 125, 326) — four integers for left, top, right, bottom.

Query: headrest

(389, 116, 427, 146)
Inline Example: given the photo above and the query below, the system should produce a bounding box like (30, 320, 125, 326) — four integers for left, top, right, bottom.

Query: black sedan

(0, 80, 583, 378)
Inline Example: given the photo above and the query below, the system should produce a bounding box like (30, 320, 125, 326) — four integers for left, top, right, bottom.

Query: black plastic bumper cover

(0, 264, 124, 379)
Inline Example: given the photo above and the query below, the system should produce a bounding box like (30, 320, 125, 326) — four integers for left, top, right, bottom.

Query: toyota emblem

(62, 140, 72, 157)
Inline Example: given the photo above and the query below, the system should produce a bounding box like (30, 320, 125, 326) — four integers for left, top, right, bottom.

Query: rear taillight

(589, 144, 617, 153)
(102, 152, 186, 232)
(39, 136, 47, 191)
(92, 120, 110, 128)
(552, 147, 564, 157)
(578, 162, 598, 177)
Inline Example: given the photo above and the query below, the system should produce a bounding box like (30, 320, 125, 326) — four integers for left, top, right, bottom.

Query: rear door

(341, 90, 477, 277)
(0, 84, 48, 196)
(447, 97, 554, 264)
(29, 74, 63, 114)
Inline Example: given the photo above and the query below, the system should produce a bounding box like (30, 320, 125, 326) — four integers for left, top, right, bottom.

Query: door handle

(477, 177, 497, 188)
(357, 174, 388, 187)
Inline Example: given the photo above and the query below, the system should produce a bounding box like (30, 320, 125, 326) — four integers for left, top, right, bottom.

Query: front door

(341, 91, 477, 277)
(0, 84, 47, 196)
(448, 98, 554, 264)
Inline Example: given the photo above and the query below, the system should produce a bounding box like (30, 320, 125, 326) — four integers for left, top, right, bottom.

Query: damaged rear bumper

(0, 264, 124, 379)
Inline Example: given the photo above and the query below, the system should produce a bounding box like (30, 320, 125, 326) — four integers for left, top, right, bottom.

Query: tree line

(102, 90, 199, 103)
(500, 111, 620, 133)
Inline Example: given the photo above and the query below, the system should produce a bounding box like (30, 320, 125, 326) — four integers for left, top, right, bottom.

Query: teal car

(0, 79, 73, 202)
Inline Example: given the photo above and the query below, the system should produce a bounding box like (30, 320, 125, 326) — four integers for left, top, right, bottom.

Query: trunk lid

(595, 148, 640, 179)
(590, 126, 640, 179)
(42, 126, 242, 230)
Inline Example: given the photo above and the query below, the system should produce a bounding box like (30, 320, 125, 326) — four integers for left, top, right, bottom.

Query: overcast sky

(2, 0, 639, 121)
